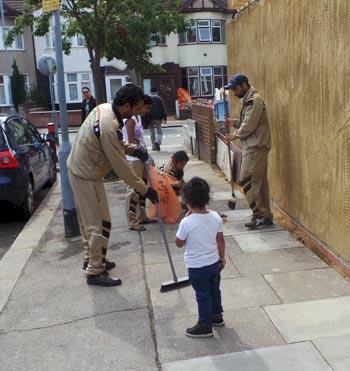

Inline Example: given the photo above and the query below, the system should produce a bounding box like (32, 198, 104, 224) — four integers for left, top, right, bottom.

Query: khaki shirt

(67, 103, 147, 195)
(233, 87, 271, 154)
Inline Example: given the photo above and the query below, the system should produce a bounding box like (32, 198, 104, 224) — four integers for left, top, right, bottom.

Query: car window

(22, 119, 42, 143)
(0, 129, 6, 150)
(7, 118, 33, 145)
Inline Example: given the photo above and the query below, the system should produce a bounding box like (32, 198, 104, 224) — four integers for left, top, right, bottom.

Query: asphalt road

(0, 187, 50, 259)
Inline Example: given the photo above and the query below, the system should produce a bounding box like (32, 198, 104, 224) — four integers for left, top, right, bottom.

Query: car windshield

(0, 129, 6, 150)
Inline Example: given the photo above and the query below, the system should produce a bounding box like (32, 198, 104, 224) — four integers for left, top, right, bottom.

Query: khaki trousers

(239, 149, 272, 218)
(69, 171, 111, 276)
(125, 160, 148, 228)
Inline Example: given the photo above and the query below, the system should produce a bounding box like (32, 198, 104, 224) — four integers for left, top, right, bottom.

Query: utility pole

(43, 1, 80, 237)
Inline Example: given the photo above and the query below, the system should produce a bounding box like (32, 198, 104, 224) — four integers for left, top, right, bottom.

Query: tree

(10, 60, 27, 111)
(6, 0, 186, 103)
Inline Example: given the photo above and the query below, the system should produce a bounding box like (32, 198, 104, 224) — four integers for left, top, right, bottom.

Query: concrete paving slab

(264, 268, 350, 303)
(234, 247, 328, 276)
(147, 269, 278, 320)
(225, 236, 243, 257)
(0, 308, 157, 371)
(144, 242, 184, 264)
(234, 230, 303, 253)
(141, 228, 178, 245)
(162, 341, 332, 371)
(0, 242, 147, 332)
(223, 220, 284, 237)
(155, 307, 285, 364)
(265, 296, 350, 343)
(108, 230, 142, 254)
(313, 334, 350, 371)
(211, 191, 245, 201)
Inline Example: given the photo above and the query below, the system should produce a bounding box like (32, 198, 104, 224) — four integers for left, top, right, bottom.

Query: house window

(0, 75, 7, 105)
(81, 73, 91, 92)
(211, 20, 221, 43)
(76, 35, 86, 46)
(150, 32, 166, 46)
(198, 20, 211, 43)
(0, 27, 24, 50)
(181, 66, 227, 97)
(200, 67, 213, 96)
(67, 73, 78, 101)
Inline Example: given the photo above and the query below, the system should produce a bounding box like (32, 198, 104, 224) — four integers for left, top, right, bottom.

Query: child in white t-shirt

(175, 177, 226, 338)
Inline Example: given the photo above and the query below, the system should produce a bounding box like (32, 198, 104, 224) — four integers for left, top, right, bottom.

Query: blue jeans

(188, 261, 223, 327)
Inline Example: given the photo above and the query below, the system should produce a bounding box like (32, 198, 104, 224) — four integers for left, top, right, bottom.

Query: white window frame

(0, 26, 24, 51)
(75, 34, 86, 47)
(200, 67, 213, 96)
(0, 74, 11, 106)
(66, 73, 79, 102)
(186, 21, 197, 44)
(197, 20, 211, 43)
(188, 67, 200, 97)
(211, 20, 222, 43)
(55, 72, 94, 103)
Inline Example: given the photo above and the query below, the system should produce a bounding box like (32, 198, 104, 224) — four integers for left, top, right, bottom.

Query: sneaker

(185, 322, 213, 338)
(86, 271, 122, 287)
(212, 314, 225, 327)
(83, 259, 116, 271)
(152, 144, 157, 151)
(154, 142, 161, 151)
(245, 216, 273, 229)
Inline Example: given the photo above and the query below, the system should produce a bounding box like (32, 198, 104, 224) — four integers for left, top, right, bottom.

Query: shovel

(145, 163, 190, 292)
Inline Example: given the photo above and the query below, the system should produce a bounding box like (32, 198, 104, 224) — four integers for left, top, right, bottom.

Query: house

(0, 0, 37, 111)
(33, 16, 132, 110)
(142, 0, 234, 113)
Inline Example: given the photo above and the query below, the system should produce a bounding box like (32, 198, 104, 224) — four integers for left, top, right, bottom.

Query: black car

(0, 114, 57, 219)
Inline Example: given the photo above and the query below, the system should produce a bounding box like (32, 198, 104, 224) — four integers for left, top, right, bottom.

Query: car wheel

(20, 177, 34, 220)
(45, 162, 57, 187)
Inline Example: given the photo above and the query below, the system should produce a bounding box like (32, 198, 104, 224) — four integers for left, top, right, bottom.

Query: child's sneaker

(212, 314, 225, 326)
(186, 322, 213, 338)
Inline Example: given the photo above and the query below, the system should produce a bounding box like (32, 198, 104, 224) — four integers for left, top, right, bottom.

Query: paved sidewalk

(1, 130, 350, 370)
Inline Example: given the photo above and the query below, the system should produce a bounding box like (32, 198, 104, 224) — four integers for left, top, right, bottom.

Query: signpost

(187, 119, 200, 159)
(42, 2, 80, 237)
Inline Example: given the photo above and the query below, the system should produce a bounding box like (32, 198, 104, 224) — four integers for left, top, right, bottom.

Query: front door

(105, 76, 124, 102)
(158, 77, 176, 115)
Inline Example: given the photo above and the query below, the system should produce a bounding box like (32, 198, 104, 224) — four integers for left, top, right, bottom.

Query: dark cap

(224, 74, 249, 90)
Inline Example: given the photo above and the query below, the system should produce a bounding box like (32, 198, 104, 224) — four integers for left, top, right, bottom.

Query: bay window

(178, 19, 225, 44)
(197, 20, 211, 42)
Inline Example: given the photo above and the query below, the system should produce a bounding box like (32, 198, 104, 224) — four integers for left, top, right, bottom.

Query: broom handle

(145, 163, 178, 282)
(223, 91, 234, 189)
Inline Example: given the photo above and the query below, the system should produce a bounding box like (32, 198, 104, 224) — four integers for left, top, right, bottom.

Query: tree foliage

(10, 60, 27, 111)
(6, 0, 186, 103)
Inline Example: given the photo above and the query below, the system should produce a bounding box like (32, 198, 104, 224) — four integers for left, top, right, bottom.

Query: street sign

(42, 0, 60, 12)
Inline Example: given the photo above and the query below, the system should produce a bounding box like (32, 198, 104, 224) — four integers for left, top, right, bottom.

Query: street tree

(10, 60, 26, 111)
(6, 0, 186, 103)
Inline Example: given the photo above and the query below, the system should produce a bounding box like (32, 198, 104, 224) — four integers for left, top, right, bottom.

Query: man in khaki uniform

(68, 84, 158, 286)
(224, 74, 273, 229)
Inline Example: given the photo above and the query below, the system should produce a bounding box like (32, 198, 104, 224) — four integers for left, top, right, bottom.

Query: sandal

(129, 226, 146, 232)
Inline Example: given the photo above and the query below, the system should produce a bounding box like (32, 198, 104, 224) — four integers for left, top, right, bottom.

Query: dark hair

(150, 86, 158, 94)
(144, 94, 153, 105)
(82, 86, 90, 92)
(173, 150, 189, 163)
(112, 83, 145, 108)
(183, 177, 210, 209)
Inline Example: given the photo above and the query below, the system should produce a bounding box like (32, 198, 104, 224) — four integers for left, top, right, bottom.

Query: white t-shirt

(122, 116, 146, 162)
(176, 210, 223, 268)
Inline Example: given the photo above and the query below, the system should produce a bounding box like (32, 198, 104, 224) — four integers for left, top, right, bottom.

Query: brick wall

(28, 110, 82, 128)
(191, 104, 216, 163)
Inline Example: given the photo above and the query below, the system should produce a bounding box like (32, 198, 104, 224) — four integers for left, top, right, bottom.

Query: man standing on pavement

(224, 74, 273, 229)
(149, 87, 167, 151)
(68, 84, 158, 287)
(81, 87, 97, 123)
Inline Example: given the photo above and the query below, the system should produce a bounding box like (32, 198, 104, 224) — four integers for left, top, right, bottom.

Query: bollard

(47, 122, 58, 162)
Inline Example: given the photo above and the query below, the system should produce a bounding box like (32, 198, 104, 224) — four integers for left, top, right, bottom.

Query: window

(45, 31, 55, 48)
(181, 66, 227, 97)
(0, 27, 24, 50)
(211, 20, 221, 43)
(7, 118, 32, 145)
(81, 73, 91, 92)
(23, 120, 42, 143)
(188, 67, 200, 97)
(0, 75, 6, 105)
(200, 67, 213, 96)
(67, 73, 78, 101)
(150, 32, 166, 46)
(76, 35, 86, 47)
(187, 22, 197, 43)
(198, 20, 211, 42)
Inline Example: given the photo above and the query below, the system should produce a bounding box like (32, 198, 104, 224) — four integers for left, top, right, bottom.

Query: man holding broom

(224, 74, 273, 229)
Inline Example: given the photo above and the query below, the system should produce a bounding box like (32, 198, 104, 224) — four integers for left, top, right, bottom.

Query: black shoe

(212, 314, 225, 327)
(186, 321, 213, 338)
(152, 144, 157, 150)
(83, 259, 116, 271)
(86, 271, 122, 287)
(245, 216, 273, 229)
(154, 142, 160, 151)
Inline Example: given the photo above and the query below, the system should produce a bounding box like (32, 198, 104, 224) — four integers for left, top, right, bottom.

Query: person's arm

(175, 237, 186, 247)
(100, 124, 148, 195)
(91, 98, 97, 111)
(125, 118, 137, 144)
(216, 232, 226, 269)
(175, 219, 188, 248)
(81, 100, 85, 123)
(234, 97, 264, 139)
(224, 117, 239, 129)
(159, 96, 167, 122)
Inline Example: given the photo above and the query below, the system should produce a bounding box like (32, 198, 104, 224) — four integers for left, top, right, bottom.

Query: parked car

(0, 114, 57, 219)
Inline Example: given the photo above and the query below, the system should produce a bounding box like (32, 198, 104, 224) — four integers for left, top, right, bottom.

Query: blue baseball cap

(224, 74, 249, 90)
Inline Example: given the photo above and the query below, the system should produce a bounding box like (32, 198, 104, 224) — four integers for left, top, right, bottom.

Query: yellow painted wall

(227, 0, 350, 260)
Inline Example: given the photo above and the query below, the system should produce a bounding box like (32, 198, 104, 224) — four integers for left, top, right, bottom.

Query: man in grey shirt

(149, 87, 167, 151)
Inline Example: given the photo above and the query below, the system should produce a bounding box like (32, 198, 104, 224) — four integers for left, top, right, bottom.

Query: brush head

(160, 277, 190, 292)
(227, 198, 236, 210)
